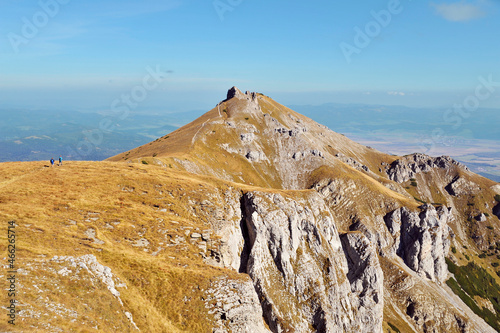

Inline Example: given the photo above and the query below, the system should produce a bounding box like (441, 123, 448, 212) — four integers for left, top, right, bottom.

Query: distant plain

(1, 104, 499, 182)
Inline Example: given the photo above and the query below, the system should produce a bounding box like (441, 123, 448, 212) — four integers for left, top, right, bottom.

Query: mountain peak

(226, 86, 259, 102)
(109, 88, 397, 190)
(227, 86, 244, 99)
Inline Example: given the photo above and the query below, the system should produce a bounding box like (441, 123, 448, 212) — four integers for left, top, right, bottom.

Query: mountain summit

(2, 88, 500, 332)
(109, 87, 394, 190)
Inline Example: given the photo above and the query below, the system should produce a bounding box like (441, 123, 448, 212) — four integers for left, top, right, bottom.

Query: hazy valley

(2, 103, 499, 183)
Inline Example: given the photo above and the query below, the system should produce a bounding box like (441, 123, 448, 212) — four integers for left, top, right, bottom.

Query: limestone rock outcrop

(384, 205, 451, 282)
(340, 233, 384, 331)
(445, 176, 481, 196)
(236, 191, 384, 333)
(205, 277, 271, 333)
(387, 154, 465, 183)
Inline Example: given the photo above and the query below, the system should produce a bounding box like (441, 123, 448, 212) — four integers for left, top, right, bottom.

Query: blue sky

(1, 0, 500, 112)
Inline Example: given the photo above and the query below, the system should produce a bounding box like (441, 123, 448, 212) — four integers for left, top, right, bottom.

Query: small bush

(446, 278, 482, 318)
(413, 197, 426, 204)
(493, 263, 500, 268)
(451, 246, 457, 254)
(495, 194, 500, 202)
(410, 178, 416, 182)
(479, 253, 487, 258)
(463, 245, 468, 249)
(487, 226, 494, 230)
(411, 181, 418, 187)
(446, 258, 500, 330)
(152, 153, 157, 157)
(142, 160, 149, 165)
(387, 322, 401, 333)
(485, 213, 490, 217)
(465, 254, 470, 260)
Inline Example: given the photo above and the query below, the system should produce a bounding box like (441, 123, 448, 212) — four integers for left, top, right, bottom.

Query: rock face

(334, 153, 370, 173)
(227, 86, 245, 100)
(226, 86, 260, 104)
(340, 233, 384, 331)
(475, 213, 487, 222)
(384, 205, 451, 282)
(233, 191, 384, 333)
(387, 154, 465, 183)
(205, 277, 271, 333)
(494, 203, 500, 220)
(445, 176, 481, 196)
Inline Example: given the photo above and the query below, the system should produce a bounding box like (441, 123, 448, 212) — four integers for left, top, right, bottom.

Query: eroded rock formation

(387, 154, 466, 183)
(384, 205, 451, 282)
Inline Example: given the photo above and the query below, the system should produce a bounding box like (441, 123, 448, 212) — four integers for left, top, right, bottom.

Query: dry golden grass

(108, 105, 222, 162)
(0, 161, 247, 332)
(106, 93, 401, 192)
(3, 93, 498, 331)
(308, 164, 417, 208)
(2, 158, 418, 331)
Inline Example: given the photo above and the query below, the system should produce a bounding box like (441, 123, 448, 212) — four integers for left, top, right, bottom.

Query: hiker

(58, 155, 63, 166)
(50, 158, 55, 166)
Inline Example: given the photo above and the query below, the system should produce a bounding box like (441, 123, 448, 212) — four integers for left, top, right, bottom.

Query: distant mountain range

(1, 102, 499, 181)
(0, 109, 201, 162)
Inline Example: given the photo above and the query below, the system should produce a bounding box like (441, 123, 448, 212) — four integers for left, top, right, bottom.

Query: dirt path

(191, 119, 211, 145)
(0, 166, 48, 190)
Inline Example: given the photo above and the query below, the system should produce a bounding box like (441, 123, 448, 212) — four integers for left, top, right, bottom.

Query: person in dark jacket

(50, 158, 55, 166)
(58, 156, 63, 166)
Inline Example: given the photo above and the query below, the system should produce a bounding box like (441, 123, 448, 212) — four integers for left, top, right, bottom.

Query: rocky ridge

(387, 154, 467, 183)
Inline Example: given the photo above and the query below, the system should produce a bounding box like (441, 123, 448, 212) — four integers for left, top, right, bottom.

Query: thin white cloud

(387, 91, 406, 96)
(432, 1, 486, 22)
(99, 0, 182, 18)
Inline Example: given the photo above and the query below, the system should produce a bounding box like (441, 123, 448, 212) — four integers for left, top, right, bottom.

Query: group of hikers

(50, 156, 63, 167)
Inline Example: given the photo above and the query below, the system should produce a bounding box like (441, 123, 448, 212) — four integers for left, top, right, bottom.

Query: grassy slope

(107, 94, 398, 190)
(0, 161, 247, 332)
(0, 158, 429, 332)
(4, 92, 499, 331)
